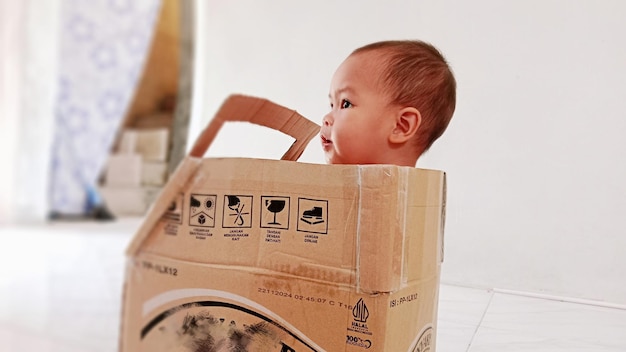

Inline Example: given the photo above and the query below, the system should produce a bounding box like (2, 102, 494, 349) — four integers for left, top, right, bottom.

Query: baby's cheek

(333, 130, 351, 150)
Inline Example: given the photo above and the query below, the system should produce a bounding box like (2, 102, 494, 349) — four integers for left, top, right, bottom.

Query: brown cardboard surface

(120, 95, 445, 352)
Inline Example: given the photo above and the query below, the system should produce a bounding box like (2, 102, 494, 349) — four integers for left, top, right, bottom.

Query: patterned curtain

(50, 0, 162, 216)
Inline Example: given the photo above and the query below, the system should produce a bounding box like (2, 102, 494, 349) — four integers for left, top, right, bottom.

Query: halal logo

(352, 298, 369, 323)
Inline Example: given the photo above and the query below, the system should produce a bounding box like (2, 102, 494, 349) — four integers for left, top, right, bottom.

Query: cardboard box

(141, 161, 168, 186)
(118, 128, 170, 161)
(104, 154, 143, 187)
(135, 128, 170, 161)
(120, 95, 445, 351)
(118, 130, 138, 154)
(100, 186, 161, 216)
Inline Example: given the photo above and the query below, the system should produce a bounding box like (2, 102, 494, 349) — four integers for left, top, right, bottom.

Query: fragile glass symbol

(265, 199, 286, 225)
(227, 196, 249, 226)
(301, 207, 324, 225)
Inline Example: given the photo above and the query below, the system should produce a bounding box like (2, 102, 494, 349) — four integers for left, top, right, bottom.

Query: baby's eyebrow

(329, 87, 356, 99)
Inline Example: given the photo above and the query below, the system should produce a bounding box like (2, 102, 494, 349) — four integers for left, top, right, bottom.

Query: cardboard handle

(189, 94, 320, 161)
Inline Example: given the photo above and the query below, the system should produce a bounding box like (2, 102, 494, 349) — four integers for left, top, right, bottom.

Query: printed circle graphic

(141, 301, 320, 352)
(411, 325, 433, 352)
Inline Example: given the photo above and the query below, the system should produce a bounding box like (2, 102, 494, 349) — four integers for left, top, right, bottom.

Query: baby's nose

(322, 113, 333, 126)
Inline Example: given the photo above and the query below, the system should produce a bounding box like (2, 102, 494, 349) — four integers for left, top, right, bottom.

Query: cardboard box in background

(141, 161, 168, 186)
(101, 129, 171, 216)
(104, 154, 143, 187)
(99, 187, 161, 216)
(120, 95, 446, 351)
(135, 128, 170, 162)
(117, 128, 170, 162)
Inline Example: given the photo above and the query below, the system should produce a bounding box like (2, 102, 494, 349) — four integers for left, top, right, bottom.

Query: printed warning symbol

(189, 194, 216, 228)
(261, 196, 290, 230)
(222, 195, 253, 228)
(297, 198, 328, 234)
(162, 193, 183, 224)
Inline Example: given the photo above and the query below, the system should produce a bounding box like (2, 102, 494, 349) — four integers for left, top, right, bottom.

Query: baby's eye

(340, 99, 353, 109)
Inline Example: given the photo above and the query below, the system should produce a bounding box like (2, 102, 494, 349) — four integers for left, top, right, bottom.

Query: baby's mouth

(321, 135, 332, 146)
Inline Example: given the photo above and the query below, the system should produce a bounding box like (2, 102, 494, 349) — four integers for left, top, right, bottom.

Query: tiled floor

(1, 219, 625, 351)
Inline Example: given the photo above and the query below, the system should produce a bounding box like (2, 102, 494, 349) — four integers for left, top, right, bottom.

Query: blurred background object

(1, 0, 193, 222)
(0, 0, 60, 224)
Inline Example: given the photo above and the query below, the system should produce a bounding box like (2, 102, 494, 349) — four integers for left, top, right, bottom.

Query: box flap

(189, 94, 319, 161)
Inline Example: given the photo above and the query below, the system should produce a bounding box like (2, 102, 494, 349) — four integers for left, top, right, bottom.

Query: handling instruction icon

(297, 198, 328, 234)
(162, 193, 183, 224)
(223, 195, 253, 228)
(189, 194, 216, 227)
(267, 199, 285, 225)
(301, 207, 324, 225)
(261, 196, 290, 229)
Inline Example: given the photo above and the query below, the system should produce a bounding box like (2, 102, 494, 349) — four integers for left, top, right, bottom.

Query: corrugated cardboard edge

(125, 157, 203, 256)
(440, 172, 447, 263)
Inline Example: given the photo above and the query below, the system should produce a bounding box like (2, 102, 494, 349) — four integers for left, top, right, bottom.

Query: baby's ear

(389, 107, 421, 144)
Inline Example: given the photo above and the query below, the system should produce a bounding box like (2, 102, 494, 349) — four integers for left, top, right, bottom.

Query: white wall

(192, 0, 626, 305)
(0, 0, 59, 223)
(0, 0, 23, 222)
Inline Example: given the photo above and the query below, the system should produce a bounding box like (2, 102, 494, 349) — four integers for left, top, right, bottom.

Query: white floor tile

(436, 284, 494, 352)
(468, 292, 626, 351)
(0, 324, 98, 352)
(0, 220, 138, 352)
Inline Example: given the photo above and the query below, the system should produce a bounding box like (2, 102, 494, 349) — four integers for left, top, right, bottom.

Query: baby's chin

(325, 156, 362, 165)
(325, 151, 371, 165)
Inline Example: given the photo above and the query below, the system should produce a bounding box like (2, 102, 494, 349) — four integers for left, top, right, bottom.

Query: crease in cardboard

(398, 167, 409, 288)
(355, 166, 364, 293)
(140, 253, 357, 290)
(262, 252, 355, 286)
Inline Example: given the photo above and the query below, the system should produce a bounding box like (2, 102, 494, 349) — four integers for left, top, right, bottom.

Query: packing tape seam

(399, 167, 409, 287)
(355, 166, 363, 293)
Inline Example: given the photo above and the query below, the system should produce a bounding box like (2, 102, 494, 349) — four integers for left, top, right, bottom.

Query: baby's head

(321, 40, 456, 166)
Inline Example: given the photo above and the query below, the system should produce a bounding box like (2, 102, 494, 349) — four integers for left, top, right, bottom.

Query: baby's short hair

(352, 40, 456, 151)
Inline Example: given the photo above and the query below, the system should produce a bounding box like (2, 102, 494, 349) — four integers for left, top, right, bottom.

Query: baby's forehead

(350, 48, 390, 64)
(347, 51, 392, 81)
(349, 51, 390, 80)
